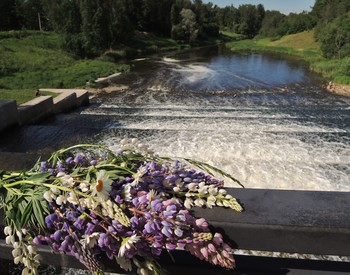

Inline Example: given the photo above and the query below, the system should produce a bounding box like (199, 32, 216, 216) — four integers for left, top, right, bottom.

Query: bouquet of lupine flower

(0, 139, 243, 275)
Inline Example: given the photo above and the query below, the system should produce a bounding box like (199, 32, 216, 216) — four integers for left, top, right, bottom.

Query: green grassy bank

(0, 31, 131, 104)
(227, 30, 350, 85)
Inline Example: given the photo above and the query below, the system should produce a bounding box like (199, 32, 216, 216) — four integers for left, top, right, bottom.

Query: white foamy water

(80, 50, 350, 192)
(83, 102, 350, 191)
(174, 64, 217, 83)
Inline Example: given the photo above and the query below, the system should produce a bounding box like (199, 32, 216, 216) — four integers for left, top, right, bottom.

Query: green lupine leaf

(32, 199, 46, 231)
(27, 172, 51, 182)
(20, 200, 32, 227)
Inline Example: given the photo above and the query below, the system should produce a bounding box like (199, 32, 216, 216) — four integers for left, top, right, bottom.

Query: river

(0, 45, 349, 191)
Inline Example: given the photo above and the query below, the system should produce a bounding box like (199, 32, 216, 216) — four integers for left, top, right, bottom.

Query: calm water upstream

(0, 45, 349, 191)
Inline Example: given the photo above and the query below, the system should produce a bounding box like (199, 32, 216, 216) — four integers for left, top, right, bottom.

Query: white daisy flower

(131, 166, 148, 186)
(91, 170, 112, 200)
(80, 232, 100, 248)
(118, 235, 140, 257)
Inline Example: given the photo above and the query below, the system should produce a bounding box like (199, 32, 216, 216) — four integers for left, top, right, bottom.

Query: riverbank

(0, 30, 227, 104)
(326, 83, 350, 96)
(227, 31, 350, 96)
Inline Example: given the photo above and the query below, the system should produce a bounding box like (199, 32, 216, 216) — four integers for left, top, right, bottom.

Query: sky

(204, 0, 315, 14)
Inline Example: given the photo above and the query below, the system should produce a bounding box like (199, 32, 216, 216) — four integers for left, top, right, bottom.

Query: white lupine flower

(50, 186, 60, 194)
(67, 192, 79, 205)
(27, 245, 35, 255)
(21, 228, 28, 235)
(206, 195, 216, 208)
(22, 267, 30, 275)
(115, 256, 132, 271)
(14, 255, 22, 264)
(58, 173, 75, 187)
(12, 248, 21, 258)
(33, 254, 41, 262)
(43, 190, 54, 202)
(138, 267, 150, 275)
(6, 235, 14, 245)
(4, 226, 12, 236)
(173, 186, 180, 192)
(194, 198, 205, 207)
(79, 181, 89, 192)
(198, 182, 208, 194)
(184, 198, 193, 209)
(43, 191, 50, 201)
(56, 171, 65, 177)
(123, 183, 132, 201)
(16, 230, 22, 240)
(208, 186, 217, 195)
(187, 182, 196, 191)
(22, 257, 29, 267)
(218, 189, 226, 195)
(56, 194, 67, 205)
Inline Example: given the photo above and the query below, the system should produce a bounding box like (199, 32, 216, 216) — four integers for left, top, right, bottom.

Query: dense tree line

(0, 0, 219, 57)
(1, 1, 349, 59)
(216, 4, 265, 38)
(312, 0, 350, 58)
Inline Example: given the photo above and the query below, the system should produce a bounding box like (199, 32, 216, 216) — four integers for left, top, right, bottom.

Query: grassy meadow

(227, 30, 350, 84)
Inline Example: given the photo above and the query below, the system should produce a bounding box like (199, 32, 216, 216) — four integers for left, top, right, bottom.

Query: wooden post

(38, 13, 42, 31)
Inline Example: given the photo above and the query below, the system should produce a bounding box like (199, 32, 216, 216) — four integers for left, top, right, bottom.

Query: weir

(1, 188, 350, 274)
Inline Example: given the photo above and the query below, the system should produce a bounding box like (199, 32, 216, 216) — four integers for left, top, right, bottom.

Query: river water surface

(1, 45, 349, 191)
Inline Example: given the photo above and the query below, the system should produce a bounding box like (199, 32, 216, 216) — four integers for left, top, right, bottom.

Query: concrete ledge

(0, 100, 18, 131)
(195, 188, 350, 256)
(40, 88, 90, 110)
(53, 91, 77, 113)
(75, 90, 89, 106)
(0, 89, 91, 130)
(18, 96, 53, 125)
(1, 188, 350, 273)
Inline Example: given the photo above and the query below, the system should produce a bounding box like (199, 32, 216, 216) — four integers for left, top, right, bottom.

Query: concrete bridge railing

(1, 188, 350, 274)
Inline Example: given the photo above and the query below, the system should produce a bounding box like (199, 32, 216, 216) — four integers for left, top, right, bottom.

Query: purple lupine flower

(74, 154, 84, 164)
(65, 157, 74, 164)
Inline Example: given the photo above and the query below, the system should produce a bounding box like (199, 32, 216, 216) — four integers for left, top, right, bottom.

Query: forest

(0, 0, 349, 59)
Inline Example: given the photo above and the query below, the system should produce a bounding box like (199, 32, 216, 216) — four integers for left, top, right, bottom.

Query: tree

(318, 12, 350, 58)
(193, 1, 219, 38)
(172, 8, 199, 45)
(237, 4, 263, 38)
(313, 0, 350, 58)
(0, 0, 21, 30)
(18, 0, 48, 30)
(259, 10, 286, 37)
